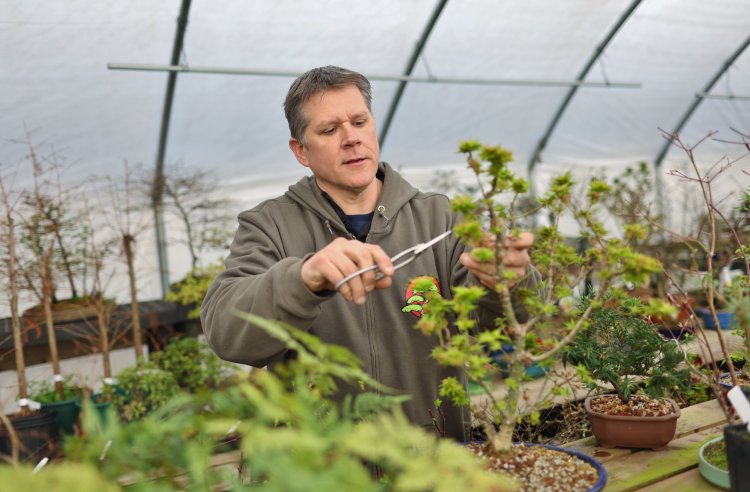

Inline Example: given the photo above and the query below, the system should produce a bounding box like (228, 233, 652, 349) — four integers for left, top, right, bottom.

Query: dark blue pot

(696, 307, 735, 330)
(468, 441, 607, 491)
(490, 344, 550, 379)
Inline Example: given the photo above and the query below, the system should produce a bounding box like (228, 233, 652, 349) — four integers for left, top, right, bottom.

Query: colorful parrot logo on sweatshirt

(402, 276, 441, 318)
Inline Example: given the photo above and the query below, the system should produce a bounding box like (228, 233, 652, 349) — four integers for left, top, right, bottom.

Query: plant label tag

(727, 386, 750, 431)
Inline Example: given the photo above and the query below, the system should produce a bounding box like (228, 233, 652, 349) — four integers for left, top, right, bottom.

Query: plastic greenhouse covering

(1, 0, 749, 306)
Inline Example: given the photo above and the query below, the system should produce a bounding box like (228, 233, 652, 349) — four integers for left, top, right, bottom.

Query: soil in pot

(468, 442, 606, 492)
(585, 394, 680, 449)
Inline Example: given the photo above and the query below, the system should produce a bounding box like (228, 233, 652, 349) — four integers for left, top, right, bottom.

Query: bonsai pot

(695, 307, 735, 330)
(724, 423, 750, 492)
(584, 395, 681, 449)
(0, 410, 57, 461)
(468, 441, 607, 492)
(699, 435, 730, 490)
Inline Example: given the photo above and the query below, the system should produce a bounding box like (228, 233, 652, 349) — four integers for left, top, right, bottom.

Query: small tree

(81, 199, 117, 383)
(656, 131, 749, 393)
(99, 163, 152, 364)
(160, 164, 234, 269)
(416, 141, 667, 455)
(16, 142, 68, 398)
(0, 169, 30, 416)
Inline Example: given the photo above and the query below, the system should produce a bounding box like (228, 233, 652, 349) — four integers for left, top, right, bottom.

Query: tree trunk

(42, 266, 65, 400)
(96, 295, 112, 379)
(7, 214, 30, 415)
(123, 234, 144, 363)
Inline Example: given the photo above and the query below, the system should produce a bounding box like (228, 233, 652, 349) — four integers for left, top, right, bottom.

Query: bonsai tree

(655, 131, 749, 391)
(0, 170, 31, 416)
(160, 164, 234, 269)
(563, 295, 691, 403)
(16, 143, 69, 399)
(98, 164, 152, 364)
(415, 141, 667, 456)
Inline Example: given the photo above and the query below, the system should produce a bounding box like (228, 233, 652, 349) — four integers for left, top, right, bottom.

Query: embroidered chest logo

(401, 275, 441, 318)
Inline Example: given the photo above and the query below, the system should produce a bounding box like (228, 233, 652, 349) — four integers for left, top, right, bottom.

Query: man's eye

(322, 127, 336, 135)
(354, 119, 366, 127)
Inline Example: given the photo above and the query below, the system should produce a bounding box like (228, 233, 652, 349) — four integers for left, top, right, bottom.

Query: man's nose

(341, 124, 361, 146)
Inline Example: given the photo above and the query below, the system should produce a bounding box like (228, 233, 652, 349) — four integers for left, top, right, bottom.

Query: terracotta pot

(584, 396, 681, 449)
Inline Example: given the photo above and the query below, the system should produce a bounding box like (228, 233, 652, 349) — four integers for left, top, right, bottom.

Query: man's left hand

(459, 232, 534, 289)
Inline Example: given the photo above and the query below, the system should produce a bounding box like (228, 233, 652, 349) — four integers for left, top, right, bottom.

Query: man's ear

(289, 138, 309, 167)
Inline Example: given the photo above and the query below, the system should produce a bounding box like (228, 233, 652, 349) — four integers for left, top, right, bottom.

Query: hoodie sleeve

(200, 212, 332, 367)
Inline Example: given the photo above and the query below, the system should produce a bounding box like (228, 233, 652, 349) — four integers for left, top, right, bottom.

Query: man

(201, 65, 536, 441)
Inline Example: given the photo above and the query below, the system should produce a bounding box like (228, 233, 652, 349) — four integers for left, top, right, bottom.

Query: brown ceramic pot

(584, 396, 681, 450)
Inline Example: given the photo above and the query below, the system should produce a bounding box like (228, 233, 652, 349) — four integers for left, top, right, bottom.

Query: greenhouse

(0, 1, 749, 490)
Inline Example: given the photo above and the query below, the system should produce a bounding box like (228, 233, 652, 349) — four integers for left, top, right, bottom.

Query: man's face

(289, 85, 380, 199)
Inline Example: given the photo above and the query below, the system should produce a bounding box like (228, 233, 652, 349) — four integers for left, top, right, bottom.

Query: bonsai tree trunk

(41, 253, 65, 399)
(123, 234, 144, 363)
(94, 293, 113, 379)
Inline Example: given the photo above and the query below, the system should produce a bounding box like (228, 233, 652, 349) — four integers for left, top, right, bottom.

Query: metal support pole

(153, 0, 192, 297)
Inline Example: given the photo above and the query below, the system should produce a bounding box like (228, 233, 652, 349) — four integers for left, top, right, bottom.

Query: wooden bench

(564, 399, 729, 491)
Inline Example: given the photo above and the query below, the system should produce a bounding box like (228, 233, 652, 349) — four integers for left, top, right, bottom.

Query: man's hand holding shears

(301, 230, 534, 304)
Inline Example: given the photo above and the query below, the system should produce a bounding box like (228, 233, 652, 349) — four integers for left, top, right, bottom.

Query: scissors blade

(414, 230, 453, 254)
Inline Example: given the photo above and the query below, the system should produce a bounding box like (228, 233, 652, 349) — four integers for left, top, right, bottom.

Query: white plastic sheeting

(1, 0, 749, 298)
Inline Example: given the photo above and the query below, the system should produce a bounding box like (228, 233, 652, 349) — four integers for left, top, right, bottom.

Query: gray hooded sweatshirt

(201, 162, 537, 440)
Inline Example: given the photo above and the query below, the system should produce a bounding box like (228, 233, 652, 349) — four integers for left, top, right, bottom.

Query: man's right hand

(300, 237, 394, 304)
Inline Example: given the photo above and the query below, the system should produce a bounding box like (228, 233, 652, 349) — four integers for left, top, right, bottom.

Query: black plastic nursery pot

(0, 410, 57, 461)
(724, 423, 750, 492)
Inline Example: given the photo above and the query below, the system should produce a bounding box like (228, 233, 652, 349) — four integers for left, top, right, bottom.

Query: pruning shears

(334, 230, 452, 291)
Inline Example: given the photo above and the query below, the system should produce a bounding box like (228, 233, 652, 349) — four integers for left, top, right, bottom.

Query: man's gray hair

(284, 66, 372, 145)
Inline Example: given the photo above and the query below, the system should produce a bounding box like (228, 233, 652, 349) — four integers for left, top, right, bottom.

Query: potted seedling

(0, 169, 56, 462)
(563, 295, 691, 449)
(414, 141, 667, 490)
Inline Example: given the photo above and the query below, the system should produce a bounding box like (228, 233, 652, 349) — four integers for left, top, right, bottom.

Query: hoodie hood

(285, 162, 419, 236)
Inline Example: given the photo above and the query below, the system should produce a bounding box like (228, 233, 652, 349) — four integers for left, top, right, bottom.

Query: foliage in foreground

(55, 313, 514, 491)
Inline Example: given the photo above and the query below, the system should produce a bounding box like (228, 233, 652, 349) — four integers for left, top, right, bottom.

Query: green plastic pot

(41, 398, 80, 436)
(699, 436, 730, 490)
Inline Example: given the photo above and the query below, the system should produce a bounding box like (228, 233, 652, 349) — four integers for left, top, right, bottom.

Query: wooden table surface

(564, 399, 730, 491)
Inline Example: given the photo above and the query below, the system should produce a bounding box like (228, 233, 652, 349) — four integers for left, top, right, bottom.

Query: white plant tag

(727, 386, 750, 431)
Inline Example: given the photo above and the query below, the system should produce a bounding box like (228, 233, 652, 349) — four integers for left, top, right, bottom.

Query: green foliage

(563, 296, 691, 402)
(63, 315, 513, 491)
(0, 463, 118, 492)
(416, 140, 667, 453)
(113, 363, 180, 421)
(152, 336, 234, 393)
(29, 375, 81, 403)
(165, 262, 224, 319)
